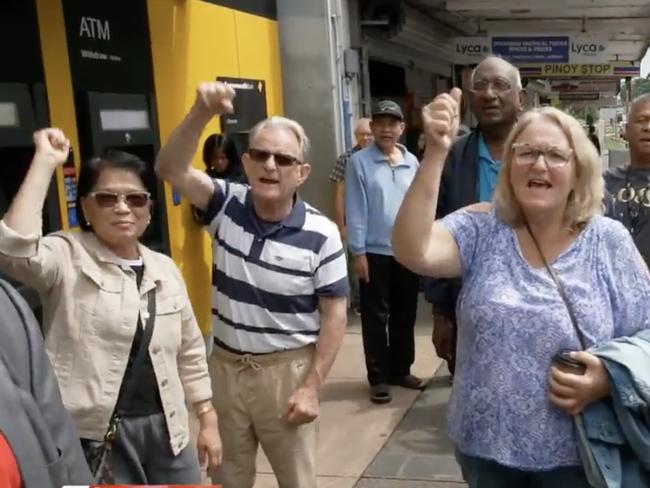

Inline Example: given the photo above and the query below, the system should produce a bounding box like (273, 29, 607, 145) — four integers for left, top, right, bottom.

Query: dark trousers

(456, 450, 590, 487)
(81, 413, 201, 484)
(359, 253, 420, 385)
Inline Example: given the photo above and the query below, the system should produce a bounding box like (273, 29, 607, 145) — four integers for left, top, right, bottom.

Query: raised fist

(421, 88, 462, 152)
(33, 128, 70, 167)
(195, 81, 236, 115)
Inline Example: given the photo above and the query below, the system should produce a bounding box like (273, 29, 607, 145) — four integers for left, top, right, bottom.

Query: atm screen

(0, 102, 19, 127)
(100, 109, 150, 131)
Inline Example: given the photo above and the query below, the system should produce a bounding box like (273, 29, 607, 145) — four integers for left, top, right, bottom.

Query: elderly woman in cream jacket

(0, 128, 221, 483)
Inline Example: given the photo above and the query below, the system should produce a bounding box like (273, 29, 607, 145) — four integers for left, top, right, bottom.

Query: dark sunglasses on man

(248, 148, 302, 167)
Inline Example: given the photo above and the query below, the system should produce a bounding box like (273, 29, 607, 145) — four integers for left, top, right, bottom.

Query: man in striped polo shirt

(156, 82, 348, 488)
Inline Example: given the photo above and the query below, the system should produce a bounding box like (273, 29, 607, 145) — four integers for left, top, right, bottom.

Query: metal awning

(412, 0, 650, 62)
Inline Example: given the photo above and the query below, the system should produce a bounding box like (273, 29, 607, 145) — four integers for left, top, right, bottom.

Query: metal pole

(626, 76, 632, 112)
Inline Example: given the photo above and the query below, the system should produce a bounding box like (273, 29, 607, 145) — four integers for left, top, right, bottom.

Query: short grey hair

(249, 116, 311, 161)
(470, 55, 523, 90)
(629, 93, 650, 115)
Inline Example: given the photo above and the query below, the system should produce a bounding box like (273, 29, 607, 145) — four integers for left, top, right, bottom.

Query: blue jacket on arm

(344, 142, 418, 257)
(576, 328, 650, 488)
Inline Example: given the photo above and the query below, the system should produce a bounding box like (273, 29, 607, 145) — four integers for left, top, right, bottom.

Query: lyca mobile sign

(455, 35, 608, 64)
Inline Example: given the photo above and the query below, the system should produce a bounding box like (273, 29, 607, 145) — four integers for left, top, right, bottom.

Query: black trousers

(359, 253, 420, 385)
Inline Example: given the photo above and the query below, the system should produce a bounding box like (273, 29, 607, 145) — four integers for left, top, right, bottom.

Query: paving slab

(252, 296, 442, 487)
(254, 473, 358, 488)
(356, 479, 466, 488)
(359, 368, 467, 487)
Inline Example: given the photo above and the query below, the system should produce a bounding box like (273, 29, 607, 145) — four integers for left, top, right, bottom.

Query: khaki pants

(208, 345, 317, 488)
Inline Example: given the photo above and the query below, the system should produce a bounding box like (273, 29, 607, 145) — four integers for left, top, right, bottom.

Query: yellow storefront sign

(519, 62, 639, 78)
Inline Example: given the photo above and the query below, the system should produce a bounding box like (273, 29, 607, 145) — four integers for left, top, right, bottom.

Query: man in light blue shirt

(345, 100, 423, 404)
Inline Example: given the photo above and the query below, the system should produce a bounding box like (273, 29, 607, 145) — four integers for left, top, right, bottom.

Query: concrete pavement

(252, 296, 467, 488)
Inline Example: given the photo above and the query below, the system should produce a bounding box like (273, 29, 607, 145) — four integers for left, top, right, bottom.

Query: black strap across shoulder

(104, 288, 156, 440)
(524, 221, 587, 350)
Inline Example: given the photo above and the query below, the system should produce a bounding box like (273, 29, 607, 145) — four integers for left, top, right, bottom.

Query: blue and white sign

(454, 35, 608, 65)
(492, 36, 569, 63)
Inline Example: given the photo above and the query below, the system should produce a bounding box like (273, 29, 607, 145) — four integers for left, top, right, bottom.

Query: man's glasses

(248, 148, 302, 167)
(88, 191, 151, 208)
(469, 78, 513, 95)
(512, 143, 573, 167)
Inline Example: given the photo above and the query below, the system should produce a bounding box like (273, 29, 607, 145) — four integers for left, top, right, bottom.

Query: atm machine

(74, 92, 168, 252)
(0, 83, 60, 234)
(62, 0, 169, 253)
(0, 1, 63, 320)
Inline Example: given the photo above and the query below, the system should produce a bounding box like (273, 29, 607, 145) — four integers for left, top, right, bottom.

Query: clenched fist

(195, 81, 236, 116)
(33, 128, 70, 167)
(421, 88, 462, 152)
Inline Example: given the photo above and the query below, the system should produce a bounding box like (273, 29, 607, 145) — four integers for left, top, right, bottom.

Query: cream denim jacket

(0, 221, 211, 455)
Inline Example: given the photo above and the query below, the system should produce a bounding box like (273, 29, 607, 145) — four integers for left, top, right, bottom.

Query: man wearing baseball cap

(345, 100, 424, 404)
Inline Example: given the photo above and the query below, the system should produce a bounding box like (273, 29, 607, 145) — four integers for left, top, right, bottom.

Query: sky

(642, 46, 650, 77)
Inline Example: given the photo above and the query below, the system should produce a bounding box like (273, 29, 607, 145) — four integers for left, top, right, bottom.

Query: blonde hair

(249, 116, 311, 161)
(493, 107, 604, 230)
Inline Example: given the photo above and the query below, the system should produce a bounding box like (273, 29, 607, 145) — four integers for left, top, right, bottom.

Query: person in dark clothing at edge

(194, 133, 247, 222)
(588, 125, 601, 155)
(202, 133, 246, 182)
(0, 278, 93, 488)
(604, 94, 650, 265)
(424, 56, 524, 377)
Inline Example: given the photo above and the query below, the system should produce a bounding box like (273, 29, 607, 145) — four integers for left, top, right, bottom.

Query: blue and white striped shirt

(202, 181, 348, 353)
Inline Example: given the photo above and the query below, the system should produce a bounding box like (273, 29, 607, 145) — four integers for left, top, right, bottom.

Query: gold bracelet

(196, 404, 214, 417)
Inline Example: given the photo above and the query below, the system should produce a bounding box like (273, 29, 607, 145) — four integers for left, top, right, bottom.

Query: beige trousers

(209, 345, 318, 488)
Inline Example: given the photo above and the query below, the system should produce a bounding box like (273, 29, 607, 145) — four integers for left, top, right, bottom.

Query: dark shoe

(369, 383, 392, 404)
(389, 374, 427, 390)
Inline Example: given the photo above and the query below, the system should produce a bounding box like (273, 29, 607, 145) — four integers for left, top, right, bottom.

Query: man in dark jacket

(604, 94, 650, 266)
(0, 279, 92, 487)
(425, 56, 524, 375)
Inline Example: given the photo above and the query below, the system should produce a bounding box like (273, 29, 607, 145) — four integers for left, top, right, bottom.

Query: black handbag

(84, 288, 156, 483)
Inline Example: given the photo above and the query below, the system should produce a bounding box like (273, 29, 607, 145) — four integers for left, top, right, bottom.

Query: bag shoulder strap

(524, 221, 587, 350)
(104, 288, 156, 439)
(118, 288, 156, 408)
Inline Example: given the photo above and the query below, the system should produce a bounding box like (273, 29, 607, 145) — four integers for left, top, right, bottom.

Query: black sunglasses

(248, 148, 302, 167)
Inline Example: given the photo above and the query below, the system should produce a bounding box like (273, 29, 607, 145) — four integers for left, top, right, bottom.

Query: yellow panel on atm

(148, 0, 284, 335)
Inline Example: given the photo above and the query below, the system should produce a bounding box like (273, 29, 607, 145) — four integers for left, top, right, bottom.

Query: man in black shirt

(604, 94, 650, 266)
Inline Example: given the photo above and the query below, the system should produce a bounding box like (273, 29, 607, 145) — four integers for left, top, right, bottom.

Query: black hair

(202, 134, 240, 172)
(75, 150, 154, 231)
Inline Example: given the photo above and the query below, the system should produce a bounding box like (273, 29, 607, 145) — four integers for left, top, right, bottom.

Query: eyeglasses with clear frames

(469, 78, 514, 95)
(88, 191, 151, 208)
(512, 143, 573, 167)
